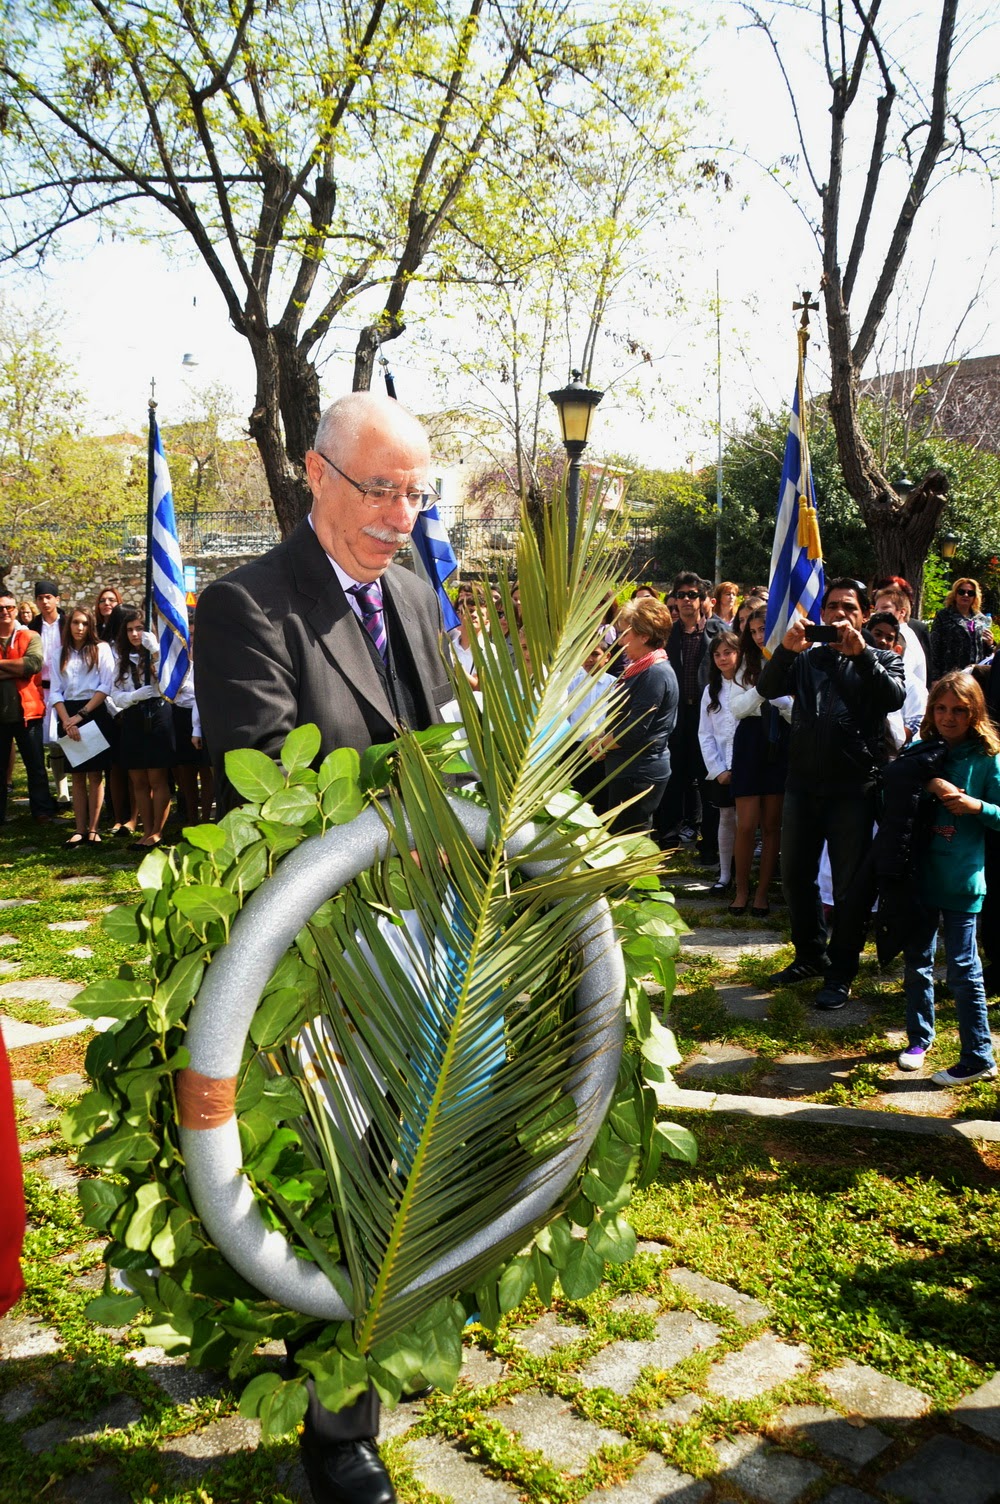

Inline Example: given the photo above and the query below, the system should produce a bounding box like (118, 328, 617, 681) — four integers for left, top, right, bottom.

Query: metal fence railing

(97, 509, 662, 580)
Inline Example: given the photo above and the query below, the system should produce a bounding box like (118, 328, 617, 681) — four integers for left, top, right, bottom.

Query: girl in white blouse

(50, 607, 114, 846)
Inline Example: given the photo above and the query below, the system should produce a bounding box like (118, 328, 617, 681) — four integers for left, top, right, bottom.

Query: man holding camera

(758, 579, 905, 1009)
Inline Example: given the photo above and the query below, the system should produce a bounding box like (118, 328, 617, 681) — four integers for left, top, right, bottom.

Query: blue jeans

(903, 907, 995, 1071)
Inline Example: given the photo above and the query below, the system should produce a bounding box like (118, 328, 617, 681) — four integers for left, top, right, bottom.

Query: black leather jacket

(758, 641, 905, 795)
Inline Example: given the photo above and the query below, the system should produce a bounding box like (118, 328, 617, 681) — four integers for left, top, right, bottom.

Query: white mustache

(363, 523, 410, 545)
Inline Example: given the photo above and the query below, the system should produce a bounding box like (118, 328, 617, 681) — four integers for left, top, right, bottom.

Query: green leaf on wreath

(281, 723, 322, 775)
(101, 905, 141, 944)
(533, 1215, 574, 1269)
(322, 776, 365, 824)
(498, 1255, 533, 1313)
(61, 1090, 115, 1144)
(78, 1128, 159, 1171)
(257, 819, 304, 855)
(124, 1182, 172, 1251)
(150, 1205, 200, 1265)
(250, 986, 306, 1048)
(317, 745, 361, 790)
(654, 1121, 698, 1164)
(228, 840, 269, 894)
(173, 885, 240, 926)
(85, 1291, 143, 1326)
(150, 951, 206, 1028)
(77, 1177, 125, 1230)
(559, 1237, 603, 1299)
(136, 844, 171, 891)
(72, 979, 151, 1021)
(260, 785, 318, 825)
(226, 747, 285, 802)
(639, 1015, 682, 1075)
(182, 822, 229, 854)
(587, 1212, 636, 1264)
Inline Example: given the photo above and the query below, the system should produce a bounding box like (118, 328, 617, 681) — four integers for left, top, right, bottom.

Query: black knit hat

(33, 579, 60, 597)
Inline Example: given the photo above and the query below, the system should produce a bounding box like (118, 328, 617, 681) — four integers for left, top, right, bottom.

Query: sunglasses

(956, 588, 976, 596)
(675, 590, 701, 601)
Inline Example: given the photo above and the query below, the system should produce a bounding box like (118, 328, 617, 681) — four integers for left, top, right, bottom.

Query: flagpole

(762, 292, 825, 658)
(145, 389, 156, 631)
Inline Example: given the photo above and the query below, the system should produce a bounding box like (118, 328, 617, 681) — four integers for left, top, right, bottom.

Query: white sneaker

(931, 1062, 999, 1086)
(898, 1046, 927, 1072)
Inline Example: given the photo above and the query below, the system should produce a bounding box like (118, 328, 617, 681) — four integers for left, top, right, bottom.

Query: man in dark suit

(197, 393, 453, 817)
(196, 392, 453, 1504)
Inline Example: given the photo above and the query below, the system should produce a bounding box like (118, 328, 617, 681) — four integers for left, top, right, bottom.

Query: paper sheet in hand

(60, 718, 109, 767)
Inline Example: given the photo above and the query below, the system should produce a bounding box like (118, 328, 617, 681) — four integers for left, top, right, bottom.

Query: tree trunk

(246, 329, 314, 538)
(859, 470, 949, 616)
(353, 316, 406, 394)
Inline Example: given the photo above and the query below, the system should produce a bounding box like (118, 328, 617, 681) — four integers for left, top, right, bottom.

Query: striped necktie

(350, 580, 387, 662)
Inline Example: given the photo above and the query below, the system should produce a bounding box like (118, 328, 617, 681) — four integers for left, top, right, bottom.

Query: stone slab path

(6, 1072, 1000, 1502)
(4, 867, 1000, 1502)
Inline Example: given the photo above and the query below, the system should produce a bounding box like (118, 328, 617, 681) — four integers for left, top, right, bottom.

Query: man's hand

(782, 618, 809, 653)
(833, 620, 866, 656)
(717, 771, 732, 785)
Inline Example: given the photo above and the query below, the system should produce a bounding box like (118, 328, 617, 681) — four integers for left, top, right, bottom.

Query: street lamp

(939, 530, 959, 559)
(548, 370, 604, 553)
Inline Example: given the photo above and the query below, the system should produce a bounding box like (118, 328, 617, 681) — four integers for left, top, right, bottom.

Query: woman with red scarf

(589, 598, 679, 835)
(0, 1027, 25, 1315)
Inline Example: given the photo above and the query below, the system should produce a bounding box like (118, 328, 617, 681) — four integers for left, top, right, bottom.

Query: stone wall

(3, 555, 260, 611)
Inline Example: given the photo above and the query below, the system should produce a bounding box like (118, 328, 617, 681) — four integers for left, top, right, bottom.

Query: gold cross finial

(793, 291, 819, 330)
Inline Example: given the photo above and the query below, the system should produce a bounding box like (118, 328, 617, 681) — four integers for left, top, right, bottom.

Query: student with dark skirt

(110, 609, 176, 848)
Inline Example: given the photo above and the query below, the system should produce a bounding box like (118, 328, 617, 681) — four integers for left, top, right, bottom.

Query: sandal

(87, 831, 102, 844)
(136, 835, 162, 848)
(64, 832, 85, 847)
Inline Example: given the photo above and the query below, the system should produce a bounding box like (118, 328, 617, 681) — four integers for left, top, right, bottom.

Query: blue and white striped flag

(149, 412, 191, 701)
(411, 503, 460, 631)
(764, 382, 825, 657)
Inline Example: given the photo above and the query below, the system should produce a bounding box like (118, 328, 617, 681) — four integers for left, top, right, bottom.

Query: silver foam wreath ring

(180, 796, 625, 1319)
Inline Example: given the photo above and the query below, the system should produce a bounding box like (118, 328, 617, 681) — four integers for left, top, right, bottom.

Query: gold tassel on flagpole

(791, 290, 822, 563)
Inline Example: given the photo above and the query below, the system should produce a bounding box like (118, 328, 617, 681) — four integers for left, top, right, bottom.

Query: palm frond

(282, 482, 658, 1350)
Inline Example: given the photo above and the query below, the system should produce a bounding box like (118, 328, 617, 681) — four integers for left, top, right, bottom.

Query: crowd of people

(439, 564, 1000, 1088)
(0, 578, 211, 849)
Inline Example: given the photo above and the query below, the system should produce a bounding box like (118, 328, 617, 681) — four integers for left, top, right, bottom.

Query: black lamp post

(548, 370, 604, 553)
(939, 530, 959, 560)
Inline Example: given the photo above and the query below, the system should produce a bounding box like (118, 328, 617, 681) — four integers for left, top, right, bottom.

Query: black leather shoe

(301, 1437, 398, 1504)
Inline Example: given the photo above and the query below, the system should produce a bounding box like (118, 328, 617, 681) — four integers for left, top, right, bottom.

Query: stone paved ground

(3, 850, 999, 1502)
(670, 876, 1000, 1138)
(6, 1028, 1000, 1501)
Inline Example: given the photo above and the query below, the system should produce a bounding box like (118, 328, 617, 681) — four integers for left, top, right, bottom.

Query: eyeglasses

(316, 451, 439, 513)
(956, 588, 976, 597)
(0, 604, 16, 612)
(675, 590, 701, 601)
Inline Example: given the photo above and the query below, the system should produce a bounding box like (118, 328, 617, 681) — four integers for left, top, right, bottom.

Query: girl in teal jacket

(898, 671, 1000, 1084)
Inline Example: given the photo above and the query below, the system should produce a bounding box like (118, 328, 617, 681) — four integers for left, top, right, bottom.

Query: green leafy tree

(643, 398, 1000, 599)
(0, 298, 139, 575)
(1, 0, 700, 536)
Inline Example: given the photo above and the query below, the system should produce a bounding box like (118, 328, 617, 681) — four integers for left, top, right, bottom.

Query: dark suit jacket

(195, 519, 453, 812)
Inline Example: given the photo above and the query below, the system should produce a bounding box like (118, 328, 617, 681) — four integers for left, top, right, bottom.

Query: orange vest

(0, 627, 46, 722)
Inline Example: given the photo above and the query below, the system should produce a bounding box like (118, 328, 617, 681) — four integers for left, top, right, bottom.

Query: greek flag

(764, 382, 824, 657)
(411, 504, 460, 631)
(149, 412, 191, 701)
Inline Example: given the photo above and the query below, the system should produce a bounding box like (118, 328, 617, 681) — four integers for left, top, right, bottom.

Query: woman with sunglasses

(929, 578, 994, 685)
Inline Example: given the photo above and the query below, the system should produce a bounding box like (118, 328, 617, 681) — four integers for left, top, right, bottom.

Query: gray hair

(313, 391, 428, 465)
